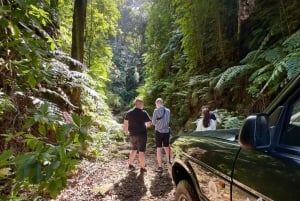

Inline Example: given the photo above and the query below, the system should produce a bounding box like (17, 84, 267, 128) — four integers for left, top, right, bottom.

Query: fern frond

(249, 64, 273, 83)
(282, 30, 300, 52)
(196, 87, 209, 96)
(65, 82, 100, 99)
(258, 48, 285, 65)
(53, 50, 88, 71)
(27, 96, 63, 117)
(259, 62, 286, 95)
(66, 70, 92, 82)
(188, 74, 209, 86)
(215, 64, 256, 90)
(188, 68, 222, 87)
(240, 50, 258, 64)
(50, 59, 71, 76)
(280, 50, 300, 80)
(51, 59, 96, 86)
(174, 91, 188, 97)
(33, 88, 76, 108)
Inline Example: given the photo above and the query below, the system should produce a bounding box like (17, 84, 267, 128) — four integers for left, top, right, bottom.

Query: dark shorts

(155, 131, 170, 148)
(130, 135, 147, 152)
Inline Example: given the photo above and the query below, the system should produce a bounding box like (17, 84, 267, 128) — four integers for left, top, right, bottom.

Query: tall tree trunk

(70, 0, 87, 111)
(216, 9, 225, 61)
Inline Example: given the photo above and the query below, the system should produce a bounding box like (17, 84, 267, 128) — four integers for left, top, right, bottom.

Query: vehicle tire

(175, 180, 198, 201)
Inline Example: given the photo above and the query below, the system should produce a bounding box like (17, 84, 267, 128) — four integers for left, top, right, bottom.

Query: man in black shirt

(124, 98, 151, 172)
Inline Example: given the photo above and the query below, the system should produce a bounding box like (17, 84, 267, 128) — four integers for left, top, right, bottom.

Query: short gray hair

(155, 98, 163, 104)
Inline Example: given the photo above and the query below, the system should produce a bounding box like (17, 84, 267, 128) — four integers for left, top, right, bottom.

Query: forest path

(50, 140, 175, 201)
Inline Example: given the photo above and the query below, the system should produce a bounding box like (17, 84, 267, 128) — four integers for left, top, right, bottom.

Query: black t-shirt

(125, 108, 151, 135)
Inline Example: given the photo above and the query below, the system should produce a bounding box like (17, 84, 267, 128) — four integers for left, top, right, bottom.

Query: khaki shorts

(130, 135, 147, 152)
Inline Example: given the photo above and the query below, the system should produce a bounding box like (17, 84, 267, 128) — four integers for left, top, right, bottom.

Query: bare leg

(156, 147, 162, 167)
(129, 150, 137, 165)
(138, 152, 146, 168)
(163, 146, 170, 162)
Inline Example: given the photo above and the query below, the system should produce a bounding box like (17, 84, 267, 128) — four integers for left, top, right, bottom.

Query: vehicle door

(181, 134, 240, 201)
(232, 94, 300, 200)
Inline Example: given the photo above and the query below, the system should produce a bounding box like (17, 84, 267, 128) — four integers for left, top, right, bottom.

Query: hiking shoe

(155, 167, 163, 173)
(128, 164, 135, 170)
(140, 168, 147, 173)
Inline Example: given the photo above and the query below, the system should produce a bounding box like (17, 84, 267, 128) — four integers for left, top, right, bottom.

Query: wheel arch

(172, 160, 203, 200)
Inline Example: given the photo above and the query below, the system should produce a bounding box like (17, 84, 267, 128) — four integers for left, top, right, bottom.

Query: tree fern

(249, 64, 273, 84)
(53, 50, 88, 71)
(249, 33, 300, 96)
(258, 62, 286, 95)
(282, 29, 300, 52)
(258, 48, 285, 65)
(215, 64, 256, 90)
(188, 74, 210, 87)
(281, 51, 300, 80)
(239, 50, 257, 64)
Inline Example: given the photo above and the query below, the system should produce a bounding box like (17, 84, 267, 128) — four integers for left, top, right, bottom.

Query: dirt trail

(50, 141, 175, 201)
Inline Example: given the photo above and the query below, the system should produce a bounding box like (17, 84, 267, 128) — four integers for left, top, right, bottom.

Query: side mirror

(239, 114, 271, 150)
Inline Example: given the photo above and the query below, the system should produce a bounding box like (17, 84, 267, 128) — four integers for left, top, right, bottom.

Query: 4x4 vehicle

(170, 74, 300, 201)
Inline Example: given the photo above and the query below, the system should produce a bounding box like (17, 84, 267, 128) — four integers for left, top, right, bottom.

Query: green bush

(0, 103, 91, 199)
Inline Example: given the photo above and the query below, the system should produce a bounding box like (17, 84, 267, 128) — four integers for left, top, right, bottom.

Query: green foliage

(215, 64, 257, 90)
(0, 150, 13, 180)
(108, 0, 151, 110)
(0, 0, 123, 199)
(213, 109, 245, 129)
(140, 0, 240, 130)
(0, 94, 15, 120)
(218, 30, 300, 100)
(172, 0, 238, 69)
(0, 103, 91, 197)
(0, 103, 91, 198)
(139, 0, 300, 133)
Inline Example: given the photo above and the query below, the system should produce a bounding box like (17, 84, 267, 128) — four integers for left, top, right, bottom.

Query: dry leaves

(48, 142, 175, 201)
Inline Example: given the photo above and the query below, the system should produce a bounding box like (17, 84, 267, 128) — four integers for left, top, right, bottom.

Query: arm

(146, 121, 152, 128)
(211, 113, 217, 127)
(195, 119, 203, 131)
(152, 110, 157, 126)
(124, 119, 129, 135)
(211, 119, 217, 130)
(167, 109, 170, 124)
(145, 110, 152, 128)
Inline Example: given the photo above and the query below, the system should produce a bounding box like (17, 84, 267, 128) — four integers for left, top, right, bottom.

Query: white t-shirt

(195, 118, 216, 131)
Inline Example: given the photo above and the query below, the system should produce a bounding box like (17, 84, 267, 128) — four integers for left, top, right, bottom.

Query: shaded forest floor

(49, 140, 175, 201)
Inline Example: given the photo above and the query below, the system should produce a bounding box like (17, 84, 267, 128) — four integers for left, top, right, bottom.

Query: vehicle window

(269, 106, 284, 126)
(280, 97, 300, 146)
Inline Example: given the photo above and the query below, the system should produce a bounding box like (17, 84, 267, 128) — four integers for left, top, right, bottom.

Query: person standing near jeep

(196, 105, 217, 131)
(152, 98, 171, 173)
(124, 98, 152, 173)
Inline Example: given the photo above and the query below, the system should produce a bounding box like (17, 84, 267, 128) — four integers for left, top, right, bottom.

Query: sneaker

(128, 164, 135, 170)
(155, 167, 163, 173)
(140, 168, 147, 173)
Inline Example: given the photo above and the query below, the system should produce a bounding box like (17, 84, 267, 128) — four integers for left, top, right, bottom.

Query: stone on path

(92, 183, 114, 196)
